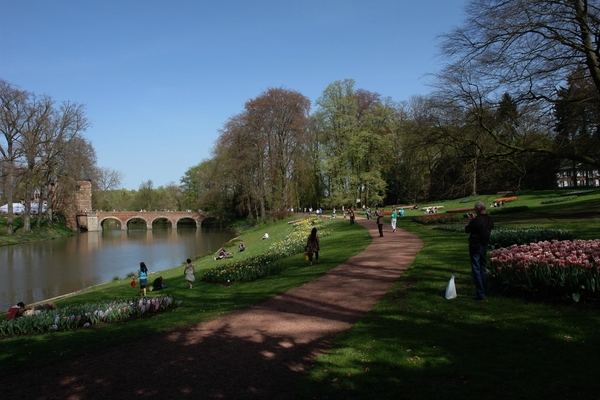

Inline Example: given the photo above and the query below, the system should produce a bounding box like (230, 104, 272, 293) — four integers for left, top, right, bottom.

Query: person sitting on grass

(6, 302, 26, 320)
(215, 248, 230, 260)
(152, 276, 167, 290)
(35, 302, 57, 312)
(238, 241, 246, 252)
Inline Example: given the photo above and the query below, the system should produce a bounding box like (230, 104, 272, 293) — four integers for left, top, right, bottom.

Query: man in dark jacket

(376, 211, 384, 237)
(465, 201, 494, 300)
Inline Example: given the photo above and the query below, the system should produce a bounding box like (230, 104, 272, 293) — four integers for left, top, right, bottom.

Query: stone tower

(76, 165, 92, 213)
(73, 165, 96, 231)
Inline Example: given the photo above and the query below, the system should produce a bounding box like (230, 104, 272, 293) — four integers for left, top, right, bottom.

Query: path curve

(1, 217, 423, 399)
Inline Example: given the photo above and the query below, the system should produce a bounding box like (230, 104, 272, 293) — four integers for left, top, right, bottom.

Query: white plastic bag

(445, 275, 457, 299)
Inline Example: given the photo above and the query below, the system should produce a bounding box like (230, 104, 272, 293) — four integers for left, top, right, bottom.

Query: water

(0, 227, 235, 310)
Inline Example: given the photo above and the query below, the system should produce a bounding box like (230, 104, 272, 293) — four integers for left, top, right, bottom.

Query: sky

(1, 0, 467, 190)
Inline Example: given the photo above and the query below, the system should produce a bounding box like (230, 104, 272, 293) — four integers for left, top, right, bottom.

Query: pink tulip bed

(489, 239, 600, 300)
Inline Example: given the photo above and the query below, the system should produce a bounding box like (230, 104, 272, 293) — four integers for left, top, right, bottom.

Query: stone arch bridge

(76, 210, 211, 231)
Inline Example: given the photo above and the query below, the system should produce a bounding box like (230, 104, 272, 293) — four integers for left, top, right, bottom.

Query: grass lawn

(2, 188, 600, 399)
(298, 190, 600, 399)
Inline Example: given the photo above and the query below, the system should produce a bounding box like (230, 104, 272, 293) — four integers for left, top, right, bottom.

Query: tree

(92, 167, 124, 210)
(135, 180, 155, 211)
(554, 68, 600, 186)
(313, 80, 389, 209)
(209, 88, 311, 220)
(437, 0, 600, 169)
(0, 79, 91, 232)
(0, 79, 29, 234)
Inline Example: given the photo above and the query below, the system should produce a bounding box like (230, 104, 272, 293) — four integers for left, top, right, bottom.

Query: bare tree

(437, 0, 600, 168)
(244, 88, 311, 213)
(0, 80, 31, 234)
(92, 167, 124, 210)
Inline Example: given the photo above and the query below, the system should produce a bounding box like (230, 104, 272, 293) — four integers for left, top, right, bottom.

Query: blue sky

(1, 1, 466, 190)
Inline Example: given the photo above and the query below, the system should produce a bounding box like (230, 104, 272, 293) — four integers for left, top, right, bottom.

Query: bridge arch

(175, 217, 199, 228)
(99, 216, 123, 230)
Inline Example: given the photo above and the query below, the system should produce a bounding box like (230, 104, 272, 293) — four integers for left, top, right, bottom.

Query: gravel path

(1, 217, 423, 399)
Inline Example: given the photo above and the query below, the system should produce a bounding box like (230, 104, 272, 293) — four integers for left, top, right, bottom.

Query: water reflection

(0, 227, 234, 310)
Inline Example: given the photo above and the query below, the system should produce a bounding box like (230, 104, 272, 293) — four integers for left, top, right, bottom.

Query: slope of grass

(0, 216, 371, 376)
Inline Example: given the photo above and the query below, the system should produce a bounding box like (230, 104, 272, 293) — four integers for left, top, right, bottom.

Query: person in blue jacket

(139, 262, 149, 296)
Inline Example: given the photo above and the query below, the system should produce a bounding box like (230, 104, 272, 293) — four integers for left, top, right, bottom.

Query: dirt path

(2, 217, 423, 400)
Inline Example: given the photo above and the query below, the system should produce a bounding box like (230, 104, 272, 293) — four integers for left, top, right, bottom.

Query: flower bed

(494, 196, 518, 203)
(412, 214, 460, 224)
(489, 239, 600, 300)
(0, 296, 178, 336)
(562, 189, 594, 196)
(540, 196, 577, 204)
(202, 218, 331, 284)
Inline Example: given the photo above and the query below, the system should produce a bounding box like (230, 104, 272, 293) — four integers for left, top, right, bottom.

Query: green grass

(296, 190, 600, 399)
(0, 215, 74, 246)
(2, 189, 600, 399)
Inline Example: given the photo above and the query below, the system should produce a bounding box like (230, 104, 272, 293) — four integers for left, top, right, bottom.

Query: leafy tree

(313, 80, 388, 209)
(134, 180, 155, 211)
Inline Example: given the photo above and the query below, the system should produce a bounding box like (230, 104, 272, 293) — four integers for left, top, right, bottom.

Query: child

(131, 276, 137, 288)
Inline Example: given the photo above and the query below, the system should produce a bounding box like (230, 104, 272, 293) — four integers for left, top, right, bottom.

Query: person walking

(184, 259, 196, 289)
(138, 262, 149, 296)
(306, 227, 320, 266)
(349, 209, 355, 225)
(465, 201, 494, 300)
(376, 211, 384, 237)
(391, 208, 397, 232)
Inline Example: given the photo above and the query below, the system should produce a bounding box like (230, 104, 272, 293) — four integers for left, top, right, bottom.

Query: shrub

(0, 296, 179, 336)
(562, 189, 594, 196)
(489, 226, 574, 249)
(445, 207, 474, 214)
(412, 214, 460, 224)
(488, 206, 529, 215)
(489, 239, 600, 301)
(433, 224, 467, 232)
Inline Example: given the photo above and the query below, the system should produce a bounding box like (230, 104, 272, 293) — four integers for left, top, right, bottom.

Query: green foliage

(412, 214, 460, 224)
(0, 296, 178, 336)
(489, 226, 574, 249)
(487, 205, 529, 214)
